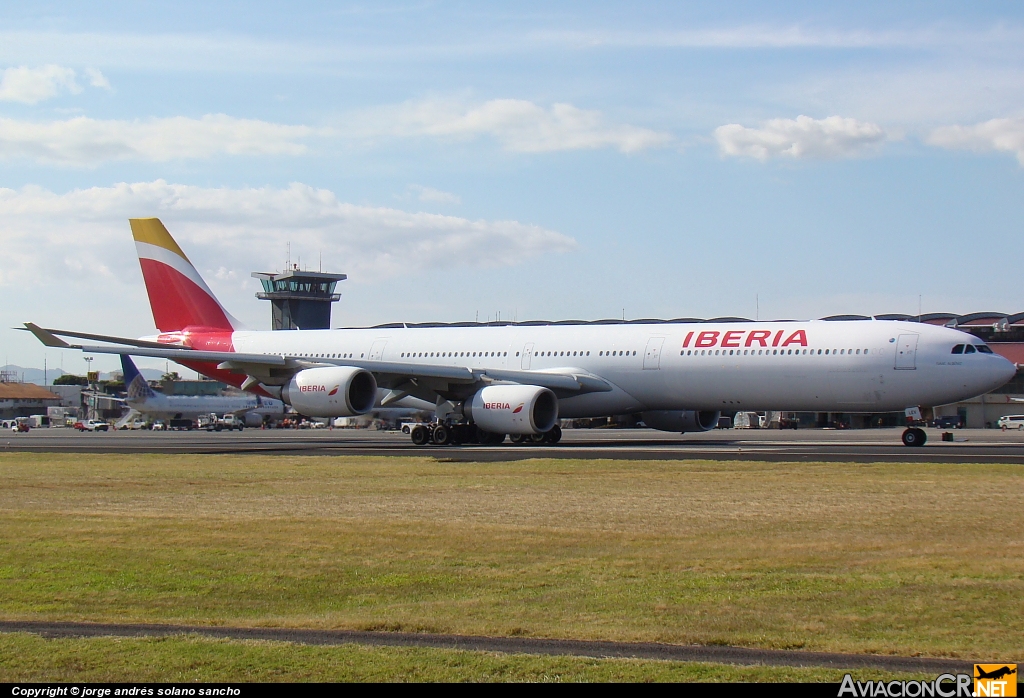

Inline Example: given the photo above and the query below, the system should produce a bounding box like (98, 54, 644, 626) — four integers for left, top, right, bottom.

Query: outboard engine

(281, 366, 377, 417)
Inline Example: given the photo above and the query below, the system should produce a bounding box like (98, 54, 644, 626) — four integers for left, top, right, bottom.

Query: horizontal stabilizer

(23, 323, 70, 348)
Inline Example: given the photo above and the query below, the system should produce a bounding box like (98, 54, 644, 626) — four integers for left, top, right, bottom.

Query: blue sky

(1, 1, 1023, 373)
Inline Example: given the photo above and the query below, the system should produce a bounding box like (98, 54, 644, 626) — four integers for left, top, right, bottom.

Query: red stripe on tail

(139, 259, 236, 333)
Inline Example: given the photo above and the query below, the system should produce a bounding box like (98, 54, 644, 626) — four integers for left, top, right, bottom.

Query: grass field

(1, 453, 1021, 679)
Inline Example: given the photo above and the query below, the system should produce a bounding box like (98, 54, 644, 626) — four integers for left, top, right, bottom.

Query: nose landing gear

(901, 427, 927, 447)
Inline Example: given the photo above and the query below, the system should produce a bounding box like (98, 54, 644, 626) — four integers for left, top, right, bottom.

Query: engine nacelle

(641, 410, 721, 433)
(464, 385, 558, 435)
(281, 366, 377, 417)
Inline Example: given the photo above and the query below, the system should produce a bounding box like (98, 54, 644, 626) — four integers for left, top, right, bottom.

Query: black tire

(432, 424, 450, 445)
(544, 424, 562, 444)
(510, 433, 526, 444)
(475, 427, 505, 445)
(410, 425, 430, 445)
(902, 428, 927, 447)
(237, 425, 244, 431)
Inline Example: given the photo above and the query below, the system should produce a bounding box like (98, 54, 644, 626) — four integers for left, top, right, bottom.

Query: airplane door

(643, 337, 665, 370)
(369, 339, 388, 361)
(894, 334, 918, 370)
(521, 343, 534, 369)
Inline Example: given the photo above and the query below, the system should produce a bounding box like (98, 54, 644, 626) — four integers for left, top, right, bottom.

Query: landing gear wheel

(410, 425, 430, 445)
(902, 427, 927, 447)
(432, 424, 451, 445)
(510, 433, 526, 444)
(544, 424, 562, 444)
(475, 427, 505, 445)
(529, 433, 546, 444)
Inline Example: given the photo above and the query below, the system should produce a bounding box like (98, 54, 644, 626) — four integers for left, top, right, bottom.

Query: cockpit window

(951, 344, 964, 354)
(964, 345, 976, 354)
(976, 344, 993, 354)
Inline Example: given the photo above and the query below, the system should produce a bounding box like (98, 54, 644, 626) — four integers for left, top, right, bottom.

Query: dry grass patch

(0, 453, 1020, 659)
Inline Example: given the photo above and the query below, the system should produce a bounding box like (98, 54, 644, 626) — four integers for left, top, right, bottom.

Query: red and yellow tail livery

(129, 218, 241, 333)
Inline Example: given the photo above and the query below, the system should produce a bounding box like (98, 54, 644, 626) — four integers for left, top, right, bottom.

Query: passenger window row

(296, 352, 357, 358)
(680, 348, 870, 356)
(532, 350, 593, 357)
(400, 351, 508, 358)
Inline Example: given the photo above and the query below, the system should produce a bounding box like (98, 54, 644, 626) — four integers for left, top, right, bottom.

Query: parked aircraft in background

(113, 354, 286, 428)
(26, 218, 1016, 447)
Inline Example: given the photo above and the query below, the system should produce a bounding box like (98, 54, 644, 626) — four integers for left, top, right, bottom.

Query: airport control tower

(252, 267, 347, 330)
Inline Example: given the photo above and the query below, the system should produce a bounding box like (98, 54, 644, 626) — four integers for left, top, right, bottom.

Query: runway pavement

(5, 426, 1024, 462)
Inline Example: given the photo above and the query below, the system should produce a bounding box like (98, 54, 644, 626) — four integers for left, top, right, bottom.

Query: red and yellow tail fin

(129, 218, 242, 333)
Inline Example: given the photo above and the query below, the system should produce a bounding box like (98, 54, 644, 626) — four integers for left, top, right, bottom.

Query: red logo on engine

(328, 385, 339, 396)
(300, 385, 326, 392)
(512, 403, 524, 414)
(483, 402, 511, 409)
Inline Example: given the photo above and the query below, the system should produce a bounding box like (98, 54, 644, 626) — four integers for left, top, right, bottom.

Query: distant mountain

(0, 364, 164, 385)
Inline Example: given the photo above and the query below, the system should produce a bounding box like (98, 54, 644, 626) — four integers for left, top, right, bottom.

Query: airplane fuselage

(170, 319, 1014, 417)
(125, 393, 285, 420)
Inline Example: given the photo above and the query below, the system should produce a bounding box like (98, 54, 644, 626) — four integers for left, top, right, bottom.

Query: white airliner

(114, 354, 286, 427)
(27, 218, 1016, 447)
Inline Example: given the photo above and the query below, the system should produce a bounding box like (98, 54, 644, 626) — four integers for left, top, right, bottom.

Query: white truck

(199, 413, 245, 431)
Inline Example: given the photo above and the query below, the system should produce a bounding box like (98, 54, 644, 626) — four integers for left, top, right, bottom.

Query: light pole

(84, 356, 94, 420)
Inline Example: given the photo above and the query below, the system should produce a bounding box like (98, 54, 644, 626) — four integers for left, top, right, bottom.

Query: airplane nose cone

(997, 356, 1018, 386)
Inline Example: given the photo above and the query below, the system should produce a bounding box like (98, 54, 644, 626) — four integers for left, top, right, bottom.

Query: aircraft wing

(25, 323, 293, 366)
(25, 323, 613, 397)
(18, 324, 172, 349)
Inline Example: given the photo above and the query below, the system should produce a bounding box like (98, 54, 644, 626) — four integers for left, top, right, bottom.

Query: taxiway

(5, 427, 1024, 463)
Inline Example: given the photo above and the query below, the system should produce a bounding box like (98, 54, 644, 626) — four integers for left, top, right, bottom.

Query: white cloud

(0, 114, 318, 165)
(356, 98, 674, 153)
(0, 180, 576, 296)
(0, 100, 667, 165)
(714, 115, 888, 161)
(0, 65, 81, 104)
(928, 118, 1024, 166)
(83, 68, 111, 90)
(410, 184, 461, 205)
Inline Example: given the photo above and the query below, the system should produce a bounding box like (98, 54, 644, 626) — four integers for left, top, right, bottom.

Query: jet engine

(641, 410, 721, 433)
(281, 366, 377, 417)
(464, 385, 558, 435)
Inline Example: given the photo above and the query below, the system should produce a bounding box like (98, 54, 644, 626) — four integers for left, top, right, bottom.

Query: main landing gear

(409, 423, 562, 446)
(901, 427, 927, 447)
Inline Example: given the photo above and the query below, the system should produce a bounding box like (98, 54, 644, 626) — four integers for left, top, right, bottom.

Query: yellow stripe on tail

(129, 218, 191, 262)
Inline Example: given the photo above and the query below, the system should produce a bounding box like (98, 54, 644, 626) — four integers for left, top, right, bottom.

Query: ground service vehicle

(75, 419, 109, 432)
(997, 415, 1024, 430)
(199, 413, 245, 431)
(25, 218, 1018, 448)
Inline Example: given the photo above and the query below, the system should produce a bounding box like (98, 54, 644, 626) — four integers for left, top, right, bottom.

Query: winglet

(24, 323, 72, 348)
